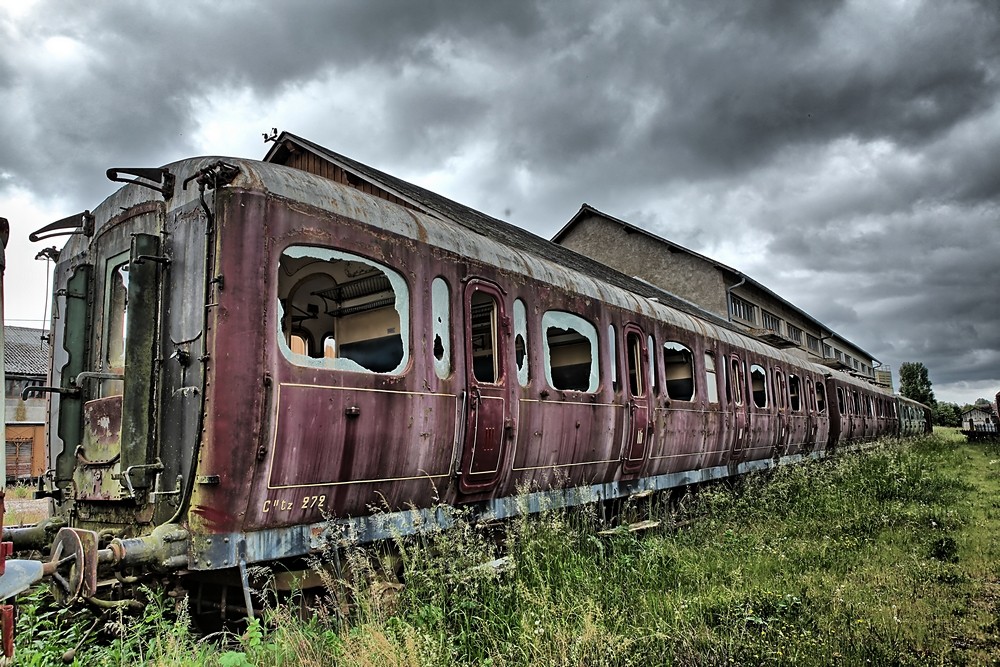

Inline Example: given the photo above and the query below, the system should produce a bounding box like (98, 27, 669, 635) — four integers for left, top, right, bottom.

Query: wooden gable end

(281, 150, 420, 211)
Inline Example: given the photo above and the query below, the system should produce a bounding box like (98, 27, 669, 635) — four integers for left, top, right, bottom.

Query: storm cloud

(1, 0, 997, 403)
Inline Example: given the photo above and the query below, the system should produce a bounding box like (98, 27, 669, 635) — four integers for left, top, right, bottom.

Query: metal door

(621, 325, 650, 473)
(459, 280, 509, 492)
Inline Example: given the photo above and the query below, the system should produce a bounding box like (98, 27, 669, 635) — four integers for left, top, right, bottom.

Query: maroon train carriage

(0, 156, 929, 626)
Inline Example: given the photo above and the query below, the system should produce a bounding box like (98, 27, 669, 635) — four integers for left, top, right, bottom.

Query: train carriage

(0, 149, 930, 621)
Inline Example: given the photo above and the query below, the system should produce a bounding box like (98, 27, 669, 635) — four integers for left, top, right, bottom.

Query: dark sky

(1, 0, 997, 404)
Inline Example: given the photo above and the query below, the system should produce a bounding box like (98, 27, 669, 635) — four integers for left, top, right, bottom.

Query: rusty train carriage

(2, 155, 929, 614)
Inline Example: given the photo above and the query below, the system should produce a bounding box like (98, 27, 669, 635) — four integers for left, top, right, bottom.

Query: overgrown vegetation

(15, 430, 1000, 665)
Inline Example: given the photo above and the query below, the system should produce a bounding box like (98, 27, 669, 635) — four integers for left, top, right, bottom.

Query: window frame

(277, 245, 411, 376)
(541, 310, 600, 393)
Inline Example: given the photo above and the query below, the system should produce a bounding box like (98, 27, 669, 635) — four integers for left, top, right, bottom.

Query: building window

(730, 295, 756, 324)
(807, 334, 820, 353)
(278, 246, 409, 375)
(786, 324, 803, 345)
(662, 342, 695, 401)
(761, 311, 781, 333)
(626, 331, 644, 397)
(543, 311, 599, 393)
(823, 344, 833, 358)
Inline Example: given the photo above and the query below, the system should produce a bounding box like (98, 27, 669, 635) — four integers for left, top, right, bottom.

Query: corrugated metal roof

(264, 132, 740, 334)
(4, 326, 49, 376)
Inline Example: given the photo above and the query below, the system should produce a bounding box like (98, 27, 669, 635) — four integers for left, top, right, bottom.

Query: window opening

(816, 382, 827, 413)
(837, 387, 846, 414)
(789, 374, 801, 411)
(513, 298, 528, 386)
(542, 311, 598, 392)
(774, 370, 787, 410)
(704, 352, 719, 403)
(471, 291, 500, 383)
(730, 295, 756, 323)
(786, 324, 803, 345)
(101, 257, 129, 397)
(750, 364, 767, 408)
(626, 331, 644, 397)
(761, 311, 782, 333)
(648, 334, 657, 395)
(663, 342, 695, 401)
(728, 357, 743, 405)
(608, 324, 618, 391)
(431, 277, 451, 379)
(277, 246, 409, 375)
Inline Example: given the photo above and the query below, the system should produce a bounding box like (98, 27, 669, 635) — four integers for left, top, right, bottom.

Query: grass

(2, 483, 49, 527)
(14, 429, 1000, 665)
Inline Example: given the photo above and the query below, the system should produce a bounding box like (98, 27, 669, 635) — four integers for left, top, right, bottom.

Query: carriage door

(728, 355, 749, 460)
(459, 280, 510, 493)
(621, 325, 650, 474)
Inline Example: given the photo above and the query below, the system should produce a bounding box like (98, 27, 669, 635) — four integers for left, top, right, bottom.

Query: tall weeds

(16, 432, 996, 665)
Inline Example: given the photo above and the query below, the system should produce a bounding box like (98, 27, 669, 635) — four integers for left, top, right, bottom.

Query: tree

(899, 361, 936, 407)
(933, 402, 961, 427)
(973, 398, 997, 416)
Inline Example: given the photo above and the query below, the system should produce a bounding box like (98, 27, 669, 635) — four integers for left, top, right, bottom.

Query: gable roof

(554, 203, 880, 365)
(4, 326, 49, 376)
(263, 132, 740, 333)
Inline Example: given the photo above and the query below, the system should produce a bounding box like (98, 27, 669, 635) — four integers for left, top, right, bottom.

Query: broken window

(543, 311, 598, 393)
(789, 374, 801, 411)
(626, 331, 644, 397)
(100, 254, 130, 397)
(816, 383, 827, 413)
(704, 351, 719, 403)
(513, 298, 528, 386)
(431, 277, 451, 379)
(277, 246, 409, 375)
(663, 342, 695, 401)
(750, 364, 767, 408)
